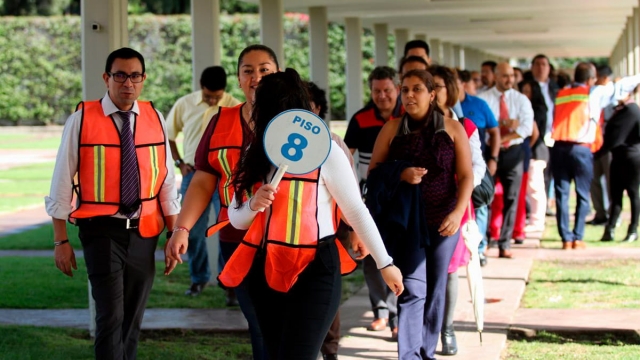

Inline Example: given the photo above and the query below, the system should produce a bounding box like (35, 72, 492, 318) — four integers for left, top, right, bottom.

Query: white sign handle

(256, 164, 288, 212)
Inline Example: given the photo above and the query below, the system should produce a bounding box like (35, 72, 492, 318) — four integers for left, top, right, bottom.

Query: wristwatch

(489, 156, 498, 163)
(174, 158, 184, 167)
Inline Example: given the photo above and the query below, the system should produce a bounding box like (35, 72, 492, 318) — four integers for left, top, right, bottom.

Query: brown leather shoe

(562, 242, 572, 250)
(572, 240, 587, 249)
(368, 318, 388, 331)
(391, 327, 398, 341)
(498, 249, 513, 258)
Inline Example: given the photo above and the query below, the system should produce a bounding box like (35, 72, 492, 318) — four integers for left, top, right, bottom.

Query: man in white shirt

(477, 60, 497, 94)
(46, 47, 180, 359)
(167, 66, 241, 297)
(479, 63, 534, 258)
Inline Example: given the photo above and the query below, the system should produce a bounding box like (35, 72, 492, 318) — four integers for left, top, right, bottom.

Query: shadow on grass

(508, 329, 640, 346)
(537, 278, 637, 287)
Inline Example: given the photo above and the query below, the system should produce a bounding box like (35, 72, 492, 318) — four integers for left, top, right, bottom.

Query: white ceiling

(247, 0, 639, 58)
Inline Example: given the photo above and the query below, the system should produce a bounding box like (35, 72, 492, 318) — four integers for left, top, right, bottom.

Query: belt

(76, 216, 139, 229)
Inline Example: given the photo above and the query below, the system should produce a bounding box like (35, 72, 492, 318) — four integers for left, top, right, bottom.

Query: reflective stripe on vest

(70, 100, 168, 238)
(205, 104, 245, 237)
(218, 169, 357, 292)
(552, 86, 597, 144)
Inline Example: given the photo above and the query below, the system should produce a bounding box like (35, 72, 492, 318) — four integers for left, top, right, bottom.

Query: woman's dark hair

(427, 65, 459, 108)
(401, 69, 444, 120)
(233, 68, 312, 207)
(306, 81, 328, 120)
(236, 44, 280, 76)
(518, 79, 548, 138)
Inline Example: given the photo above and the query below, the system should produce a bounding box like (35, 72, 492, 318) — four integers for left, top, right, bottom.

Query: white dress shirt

(229, 142, 393, 269)
(478, 87, 534, 148)
(45, 93, 181, 220)
(450, 110, 485, 187)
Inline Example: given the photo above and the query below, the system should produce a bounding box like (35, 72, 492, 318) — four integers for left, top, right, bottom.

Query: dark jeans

(246, 239, 342, 360)
(180, 171, 213, 284)
(395, 226, 459, 360)
(551, 143, 594, 242)
(609, 153, 640, 232)
(220, 241, 268, 360)
(590, 152, 612, 220)
(78, 218, 158, 360)
(321, 311, 340, 355)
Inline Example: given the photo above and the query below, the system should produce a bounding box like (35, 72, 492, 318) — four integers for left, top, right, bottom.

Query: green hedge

(0, 14, 396, 123)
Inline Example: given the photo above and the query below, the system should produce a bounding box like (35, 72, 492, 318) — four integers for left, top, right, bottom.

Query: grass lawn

(0, 326, 252, 360)
(0, 162, 54, 213)
(0, 256, 365, 309)
(504, 330, 640, 360)
(0, 133, 61, 150)
(522, 259, 640, 309)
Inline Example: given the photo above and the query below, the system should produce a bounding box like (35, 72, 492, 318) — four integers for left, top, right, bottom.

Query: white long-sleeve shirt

(228, 141, 393, 269)
(45, 93, 181, 220)
(479, 87, 534, 147)
(450, 110, 486, 188)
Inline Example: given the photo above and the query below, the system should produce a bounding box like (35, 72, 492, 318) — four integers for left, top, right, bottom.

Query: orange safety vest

(70, 100, 168, 238)
(218, 169, 357, 293)
(204, 104, 247, 237)
(552, 86, 599, 146)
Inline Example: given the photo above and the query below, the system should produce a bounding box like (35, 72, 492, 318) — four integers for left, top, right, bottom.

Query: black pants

(609, 153, 640, 232)
(78, 217, 158, 360)
(246, 239, 342, 360)
(496, 144, 524, 250)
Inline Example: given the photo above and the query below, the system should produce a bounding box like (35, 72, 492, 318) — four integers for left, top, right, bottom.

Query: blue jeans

(475, 205, 489, 254)
(180, 171, 213, 284)
(551, 143, 594, 242)
(220, 241, 268, 360)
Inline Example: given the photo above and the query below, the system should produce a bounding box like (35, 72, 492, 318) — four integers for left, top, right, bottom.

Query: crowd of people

(47, 39, 640, 360)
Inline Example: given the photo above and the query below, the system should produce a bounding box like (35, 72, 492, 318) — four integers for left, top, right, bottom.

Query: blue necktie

(119, 111, 140, 217)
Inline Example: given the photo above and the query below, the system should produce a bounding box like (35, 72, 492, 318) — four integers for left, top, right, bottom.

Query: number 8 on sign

(280, 133, 309, 162)
(263, 109, 332, 175)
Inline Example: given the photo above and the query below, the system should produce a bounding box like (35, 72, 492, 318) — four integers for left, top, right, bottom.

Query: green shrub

(0, 14, 396, 123)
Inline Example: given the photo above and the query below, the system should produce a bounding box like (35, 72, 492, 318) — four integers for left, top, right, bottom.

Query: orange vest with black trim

(70, 100, 168, 238)
(204, 103, 248, 237)
(552, 86, 598, 145)
(218, 169, 357, 293)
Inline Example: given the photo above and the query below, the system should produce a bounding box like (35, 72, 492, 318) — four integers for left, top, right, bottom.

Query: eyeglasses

(109, 72, 144, 83)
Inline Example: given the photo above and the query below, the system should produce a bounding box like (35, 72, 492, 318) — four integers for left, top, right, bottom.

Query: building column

(260, 0, 284, 67)
(374, 23, 389, 67)
(453, 44, 463, 68)
(464, 47, 475, 70)
(81, 0, 128, 100)
(430, 38, 442, 65)
(414, 33, 427, 41)
(191, 0, 220, 91)
(634, 7, 640, 75)
(629, 16, 635, 76)
(394, 28, 409, 65)
(309, 6, 330, 120)
(345, 17, 363, 120)
(442, 42, 453, 66)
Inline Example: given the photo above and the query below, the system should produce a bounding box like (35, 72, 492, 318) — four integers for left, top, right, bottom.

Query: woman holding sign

(165, 44, 282, 360)
(219, 69, 403, 360)
(367, 69, 474, 360)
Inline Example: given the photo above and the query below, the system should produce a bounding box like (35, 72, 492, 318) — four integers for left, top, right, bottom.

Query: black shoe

(623, 227, 638, 242)
(441, 325, 458, 355)
(587, 217, 608, 226)
(546, 209, 555, 217)
(600, 226, 614, 242)
(479, 253, 488, 267)
(185, 282, 207, 296)
(225, 288, 239, 306)
(323, 354, 338, 360)
(514, 238, 525, 245)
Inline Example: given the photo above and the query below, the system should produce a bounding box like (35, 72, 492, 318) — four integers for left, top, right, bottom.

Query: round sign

(263, 109, 332, 175)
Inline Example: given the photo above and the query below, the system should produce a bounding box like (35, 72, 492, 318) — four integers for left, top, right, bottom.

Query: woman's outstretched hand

(250, 184, 278, 211)
(380, 265, 404, 296)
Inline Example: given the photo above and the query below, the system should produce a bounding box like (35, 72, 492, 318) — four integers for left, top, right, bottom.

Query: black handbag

(471, 166, 495, 208)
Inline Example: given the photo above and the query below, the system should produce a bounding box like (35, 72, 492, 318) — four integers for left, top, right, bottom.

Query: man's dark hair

(574, 62, 595, 84)
(367, 66, 398, 89)
(523, 70, 534, 82)
(481, 61, 497, 72)
(200, 66, 227, 91)
(556, 71, 572, 89)
(105, 47, 145, 74)
(404, 39, 430, 57)
(531, 54, 550, 66)
(596, 65, 613, 78)
(398, 55, 429, 74)
(457, 69, 471, 83)
(307, 81, 328, 120)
